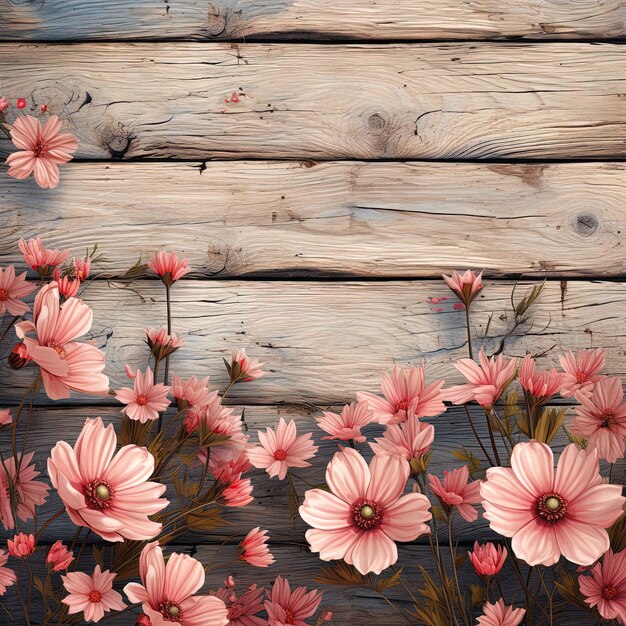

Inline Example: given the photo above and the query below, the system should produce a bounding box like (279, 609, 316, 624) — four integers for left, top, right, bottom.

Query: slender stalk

(447, 517, 470, 626)
(465, 305, 473, 359)
(35, 507, 65, 542)
(370, 584, 414, 626)
(15, 561, 30, 626)
(536, 566, 554, 626)
(463, 404, 494, 466)
(0, 315, 19, 344)
(483, 408, 502, 466)
(158, 284, 172, 433)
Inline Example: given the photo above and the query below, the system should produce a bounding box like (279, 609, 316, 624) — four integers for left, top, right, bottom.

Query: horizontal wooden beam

(0, 43, 623, 160)
(1, 279, 624, 405)
(1, 0, 623, 42)
(2, 161, 625, 279)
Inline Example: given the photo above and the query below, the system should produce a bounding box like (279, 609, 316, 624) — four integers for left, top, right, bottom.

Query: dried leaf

(455, 553, 467, 569)
(451, 449, 481, 475)
(533, 407, 565, 444)
(92, 544, 105, 567)
(470, 583, 485, 608)
(563, 427, 588, 449)
(314, 562, 369, 587)
(377, 567, 403, 592)
(122, 257, 149, 280)
(515, 282, 545, 318)
(554, 567, 595, 614)
(118, 415, 153, 447)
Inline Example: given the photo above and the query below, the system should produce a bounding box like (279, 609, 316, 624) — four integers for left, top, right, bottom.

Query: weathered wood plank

(0, 0, 624, 42)
(2, 161, 625, 279)
(0, 43, 623, 160)
(2, 279, 625, 405)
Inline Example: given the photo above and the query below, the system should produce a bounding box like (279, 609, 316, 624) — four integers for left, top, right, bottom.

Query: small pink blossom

(247, 418, 317, 480)
(224, 576, 235, 589)
(19, 237, 69, 273)
(571, 376, 626, 463)
(560, 347, 605, 398)
(240, 527, 275, 568)
(481, 441, 625, 566)
(51, 267, 80, 299)
(0, 409, 11, 426)
(124, 542, 228, 626)
(445, 348, 517, 408)
(229, 348, 266, 382)
(0, 265, 35, 317)
(300, 447, 431, 575)
(144, 327, 182, 359)
(518, 354, 563, 401)
(115, 367, 171, 423)
(369, 414, 434, 465)
(468, 542, 507, 577)
(147, 250, 190, 286)
(211, 582, 266, 626)
(265, 576, 322, 626)
(6, 115, 78, 189)
(442, 269, 483, 307)
(73, 256, 91, 282)
(48, 417, 168, 542)
(0, 97, 9, 113)
(476, 599, 525, 626)
(222, 478, 254, 508)
(0, 549, 16, 596)
(8, 532, 35, 558)
(429, 465, 481, 522)
(315, 402, 375, 443)
(357, 365, 446, 425)
(46, 540, 74, 571)
(578, 548, 626, 623)
(62, 565, 125, 623)
(172, 374, 212, 412)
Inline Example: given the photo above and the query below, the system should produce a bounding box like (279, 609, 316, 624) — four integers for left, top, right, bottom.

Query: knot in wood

(368, 113, 386, 130)
(574, 213, 598, 236)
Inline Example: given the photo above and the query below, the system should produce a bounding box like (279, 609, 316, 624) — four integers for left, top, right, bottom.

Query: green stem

(465, 305, 473, 359)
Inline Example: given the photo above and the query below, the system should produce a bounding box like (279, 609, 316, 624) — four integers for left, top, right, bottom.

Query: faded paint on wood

(0, 43, 624, 160)
(0, 0, 624, 41)
(1, 279, 623, 404)
(2, 161, 625, 278)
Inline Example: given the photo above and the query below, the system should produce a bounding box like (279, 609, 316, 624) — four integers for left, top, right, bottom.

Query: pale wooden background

(0, 1, 625, 624)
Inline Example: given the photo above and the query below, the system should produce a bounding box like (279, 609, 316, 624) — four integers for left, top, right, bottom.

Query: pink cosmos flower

(300, 447, 431, 575)
(571, 376, 626, 463)
(240, 527, 275, 568)
(578, 548, 626, 623)
(428, 465, 481, 523)
(15, 282, 109, 400)
(148, 251, 190, 286)
(6, 115, 78, 189)
(211, 583, 266, 626)
(315, 402, 375, 443)
(228, 349, 266, 382)
(481, 441, 625, 566)
(0, 265, 35, 316)
(468, 542, 507, 577)
(357, 365, 446, 425)
(247, 418, 317, 480)
(445, 349, 517, 408)
(222, 478, 254, 508)
(62, 565, 125, 623)
(518, 355, 563, 401)
(124, 541, 229, 626)
(8, 532, 35, 558)
(48, 417, 168, 542)
(52, 267, 80, 299)
(19, 237, 69, 273)
(0, 549, 16, 596)
(0, 452, 50, 530)
(369, 414, 434, 465)
(560, 347, 605, 398)
(0, 409, 11, 426)
(476, 599, 525, 626)
(115, 367, 171, 423)
(265, 576, 322, 626)
(172, 374, 212, 412)
(442, 269, 484, 307)
(46, 540, 74, 571)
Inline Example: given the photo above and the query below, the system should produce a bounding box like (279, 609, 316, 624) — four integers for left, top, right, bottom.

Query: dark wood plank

(0, 43, 624, 160)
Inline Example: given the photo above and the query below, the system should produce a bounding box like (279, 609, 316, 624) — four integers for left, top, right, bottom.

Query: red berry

(40, 104, 48, 112)
(16, 98, 26, 109)
(231, 92, 239, 103)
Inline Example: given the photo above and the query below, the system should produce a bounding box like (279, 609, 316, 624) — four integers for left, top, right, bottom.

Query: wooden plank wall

(0, 1, 625, 623)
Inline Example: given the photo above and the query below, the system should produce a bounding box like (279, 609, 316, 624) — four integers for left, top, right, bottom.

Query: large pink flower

(48, 417, 168, 542)
(445, 349, 517, 408)
(476, 599, 525, 626)
(571, 376, 626, 463)
(124, 542, 228, 626)
(0, 452, 49, 530)
(115, 367, 171, 423)
(0, 549, 16, 596)
(481, 441, 625, 566)
(429, 465, 481, 523)
(357, 365, 446, 425)
(578, 548, 626, 623)
(15, 282, 109, 400)
(6, 115, 78, 189)
(61, 565, 125, 623)
(247, 418, 317, 480)
(559, 347, 605, 398)
(264, 576, 322, 626)
(300, 447, 431, 575)
(0, 265, 35, 317)
(316, 402, 375, 443)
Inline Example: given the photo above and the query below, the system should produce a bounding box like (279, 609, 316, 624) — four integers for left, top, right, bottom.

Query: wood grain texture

(0, 43, 624, 160)
(2, 279, 626, 405)
(2, 161, 625, 279)
(1, 0, 624, 41)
